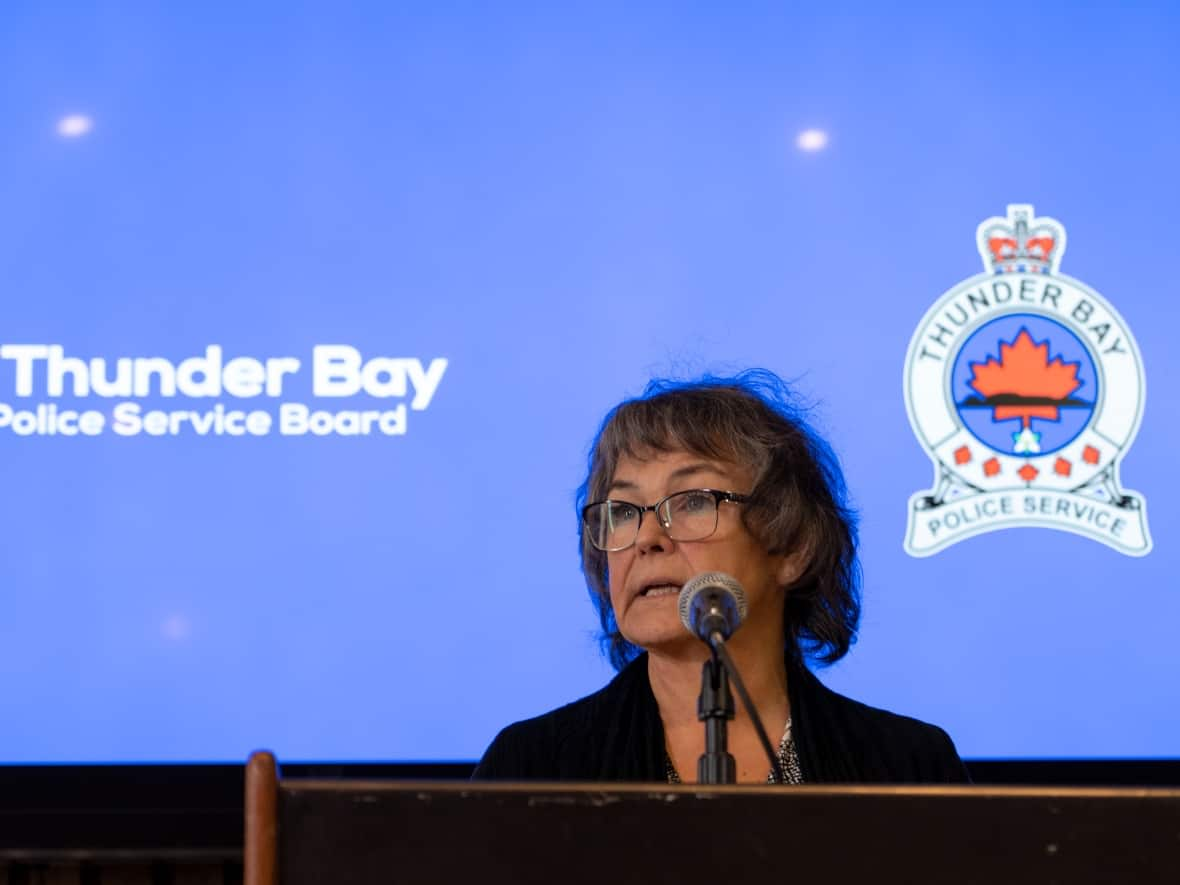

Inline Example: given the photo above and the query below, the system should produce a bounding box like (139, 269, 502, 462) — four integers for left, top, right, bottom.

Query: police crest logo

(903, 205, 1151, 557)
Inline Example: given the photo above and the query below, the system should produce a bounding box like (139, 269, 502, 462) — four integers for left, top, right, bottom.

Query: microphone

(677, 572, 748, 645)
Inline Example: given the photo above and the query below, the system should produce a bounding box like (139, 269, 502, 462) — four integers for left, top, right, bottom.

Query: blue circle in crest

(950, 313, 1098, 457)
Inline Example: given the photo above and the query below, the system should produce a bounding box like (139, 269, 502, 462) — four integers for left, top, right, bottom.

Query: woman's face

(605, 449, 795, 657)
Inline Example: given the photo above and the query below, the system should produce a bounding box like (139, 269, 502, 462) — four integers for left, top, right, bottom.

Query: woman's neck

(646, 631, 790, 735)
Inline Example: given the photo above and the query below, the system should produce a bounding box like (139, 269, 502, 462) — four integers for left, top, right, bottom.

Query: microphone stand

(697, 633, 788, 786)
(696, 644, 736, 785)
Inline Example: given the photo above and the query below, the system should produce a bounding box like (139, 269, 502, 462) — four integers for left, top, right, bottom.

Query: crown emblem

(975, 204, 1066, 275)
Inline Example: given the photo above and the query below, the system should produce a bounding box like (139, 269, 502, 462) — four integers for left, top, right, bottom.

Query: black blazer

(473, 653, 969, 783)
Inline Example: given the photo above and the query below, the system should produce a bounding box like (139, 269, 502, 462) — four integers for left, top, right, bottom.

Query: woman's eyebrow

(666, 462, 721, 482)
(607, 462, 723, 494)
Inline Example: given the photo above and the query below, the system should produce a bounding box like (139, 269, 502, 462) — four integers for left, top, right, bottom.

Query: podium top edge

(276, 780, 1180, 800)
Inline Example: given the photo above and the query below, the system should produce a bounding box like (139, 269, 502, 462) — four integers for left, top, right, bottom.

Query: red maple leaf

(968, 329, 1082, 427)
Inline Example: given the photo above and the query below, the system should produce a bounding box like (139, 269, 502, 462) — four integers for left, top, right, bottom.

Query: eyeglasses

(582, 488, 749, 552)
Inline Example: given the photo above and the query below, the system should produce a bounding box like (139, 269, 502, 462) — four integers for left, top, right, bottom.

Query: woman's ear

(775, 531, 814, 589)
(775, 548, 808, 588)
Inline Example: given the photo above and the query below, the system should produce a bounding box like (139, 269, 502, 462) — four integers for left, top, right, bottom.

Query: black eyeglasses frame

(581, 488, 750, 552)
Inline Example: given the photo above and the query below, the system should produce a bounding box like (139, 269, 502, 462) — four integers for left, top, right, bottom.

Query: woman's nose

(635, 509, 669, 554)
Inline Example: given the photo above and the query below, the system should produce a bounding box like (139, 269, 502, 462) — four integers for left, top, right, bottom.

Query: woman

(474, 370, 967, 783)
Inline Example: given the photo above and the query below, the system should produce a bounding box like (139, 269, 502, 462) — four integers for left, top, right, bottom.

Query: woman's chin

(619, 619, 701, 658)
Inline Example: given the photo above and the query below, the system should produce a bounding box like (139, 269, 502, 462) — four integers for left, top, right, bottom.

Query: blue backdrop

(0, 2, 1176, 762)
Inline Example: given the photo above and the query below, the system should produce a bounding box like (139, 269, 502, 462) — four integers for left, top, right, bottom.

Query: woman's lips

(639, 583, 682, 598)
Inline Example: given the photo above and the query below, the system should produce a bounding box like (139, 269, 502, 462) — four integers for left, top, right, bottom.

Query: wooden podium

(244, 751, 1180, 884)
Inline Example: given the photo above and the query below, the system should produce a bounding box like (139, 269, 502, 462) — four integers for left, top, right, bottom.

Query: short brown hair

(577, 370, 861, 670)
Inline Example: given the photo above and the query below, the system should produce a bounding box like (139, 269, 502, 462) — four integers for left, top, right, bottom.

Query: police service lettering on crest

(903, 205, 1150, 557)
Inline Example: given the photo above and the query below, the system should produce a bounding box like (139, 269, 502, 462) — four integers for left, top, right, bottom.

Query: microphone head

(677, 572, 748, 640)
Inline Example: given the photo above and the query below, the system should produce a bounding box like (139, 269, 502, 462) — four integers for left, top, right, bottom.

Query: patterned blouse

(665, 719, 804, 784)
